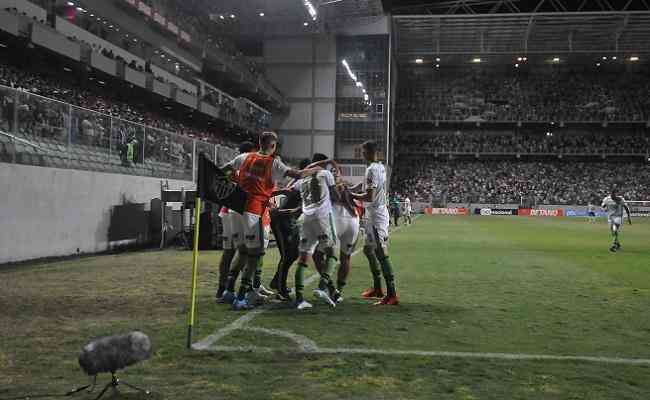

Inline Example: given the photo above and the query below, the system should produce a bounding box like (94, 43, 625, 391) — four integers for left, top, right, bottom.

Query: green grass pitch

(1, 216, 649, 399)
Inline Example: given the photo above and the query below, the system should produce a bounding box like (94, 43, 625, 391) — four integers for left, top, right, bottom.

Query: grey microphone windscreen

(78, 331, 152, 376)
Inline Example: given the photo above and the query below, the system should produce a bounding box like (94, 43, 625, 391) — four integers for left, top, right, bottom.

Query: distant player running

(601, 190, 632, 252)
(587, 203, 596, 223)
(351, 140, 399, 305)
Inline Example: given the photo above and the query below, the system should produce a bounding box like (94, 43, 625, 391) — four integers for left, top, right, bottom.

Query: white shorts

(231, 212, 269, 250)
(364, 209, 390, 250)
(608, 216, 623, 227)
(230, 212, 245, 248)
(335, 216, 360, 256)
(220, 213, 234, 250)
(299, 213, 337, 255)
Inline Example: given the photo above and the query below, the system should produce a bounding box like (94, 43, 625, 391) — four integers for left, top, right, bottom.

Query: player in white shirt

(216, 141, 255, 303)
(350, 140, 399, 306)
(284, 155, 340, 310)
(313, 176, 362, 303)
(601, 189, 632, 252)
(403, 196, 413, 225)
(587, 203, 597, 223)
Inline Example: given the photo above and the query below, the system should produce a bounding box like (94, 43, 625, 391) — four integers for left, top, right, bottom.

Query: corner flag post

(187, 196, 201, 349)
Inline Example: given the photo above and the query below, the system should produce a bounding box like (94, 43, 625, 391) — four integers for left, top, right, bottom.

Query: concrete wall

(0, 163, 192, 264)
(265, 36, 336, 160)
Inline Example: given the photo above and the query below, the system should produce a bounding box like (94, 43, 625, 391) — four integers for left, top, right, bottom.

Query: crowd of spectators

(0, 61, 256, 151)
(399, 68, 650, 122)
(397, 132, 649, 155)
(392, 160, 650, 205)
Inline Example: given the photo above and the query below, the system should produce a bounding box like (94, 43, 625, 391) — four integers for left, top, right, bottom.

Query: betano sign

(519, 209, 564, 217)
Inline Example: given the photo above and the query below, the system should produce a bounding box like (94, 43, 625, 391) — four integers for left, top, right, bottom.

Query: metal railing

(0, 84, 237, 181)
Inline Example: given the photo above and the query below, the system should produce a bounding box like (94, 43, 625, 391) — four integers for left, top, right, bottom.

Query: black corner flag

(197, 153, 248, 214)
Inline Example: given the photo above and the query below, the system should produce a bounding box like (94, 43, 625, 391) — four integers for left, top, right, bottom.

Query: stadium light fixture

(364, 94, 369, 101)
(515, 63, 519, 68)
(436, 57, 440, 62)
(523, 57, 528, 61)
(436, 64, 440, 68)
(552, 57, 560, 63)
(341, 59, 356, 81)
(67, 2, 74, 6)
(630, 56, 639, 61)
(230, 14, 235, 19)
(362, 89, 366, 93)
(356, 81, 363, 87)
(303, 0, 318, 21)
(415, 58, 423, 64)
(472, 58, 481, 63)
(517, 57, 522, 61)
(259, 12, 265, 17)
(596, 62, 601, 67)
(303, 22, 309, 26)
(602, 56, 607, 60)
(612, 56, 617, 60)
(219, 15, 225, 20)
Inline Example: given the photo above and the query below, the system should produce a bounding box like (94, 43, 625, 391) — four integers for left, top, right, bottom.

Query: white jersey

(363, 162, 387, 212)
(601, 196, 626, 218)
(295, 170, 336, 218)
(404, 197, 412, 213)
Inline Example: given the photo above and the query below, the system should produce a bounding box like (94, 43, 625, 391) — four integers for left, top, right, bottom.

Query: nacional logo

(480, 208, 492, 216)
(211, 176, 237, 200)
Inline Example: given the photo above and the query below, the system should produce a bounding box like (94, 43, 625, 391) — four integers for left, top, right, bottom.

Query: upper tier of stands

(399, 67, 650, 123)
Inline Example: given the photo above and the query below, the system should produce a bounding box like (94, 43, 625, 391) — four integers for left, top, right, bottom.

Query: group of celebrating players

(213, 131, 399, 310)
(209, 130, 634, 312)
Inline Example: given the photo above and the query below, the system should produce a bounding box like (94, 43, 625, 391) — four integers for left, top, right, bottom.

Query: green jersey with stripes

(295, 170, 336, 218)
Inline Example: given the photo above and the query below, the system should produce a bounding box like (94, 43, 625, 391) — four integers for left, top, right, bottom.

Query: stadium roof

(207, 0, 385, 36)
(393, 0, 650, 64)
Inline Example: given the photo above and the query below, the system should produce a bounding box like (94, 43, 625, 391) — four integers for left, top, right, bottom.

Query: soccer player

(216, 141, 255, 303)
(389, 194, 401, 226)
(403, 195, 412, 225)
(351, 140, 399, 305)
(268, 158, 311, 301)
(283, 154, 340, 310)
(601, 189, 632, 252)
(587, 202, 597, 223)
(329, 179, 362, 301)
(221, 131, 321, 310)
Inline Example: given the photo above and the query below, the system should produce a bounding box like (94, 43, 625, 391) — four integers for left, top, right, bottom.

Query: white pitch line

(244, 326, 319, 352)
(199, 345, 650, 366)
(192, 219, 415, 351)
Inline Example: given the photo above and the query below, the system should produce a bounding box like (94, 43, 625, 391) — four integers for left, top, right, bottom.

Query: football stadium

(1, 0, 650, 399)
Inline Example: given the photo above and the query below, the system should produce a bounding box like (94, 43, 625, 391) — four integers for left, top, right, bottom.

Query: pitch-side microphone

(78, 331, 152, 376)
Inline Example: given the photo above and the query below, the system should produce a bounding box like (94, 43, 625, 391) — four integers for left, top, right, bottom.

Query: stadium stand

(392, 160, 650, 205)
(398, 67, 650, 122)
(397, 132, 649, 155)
